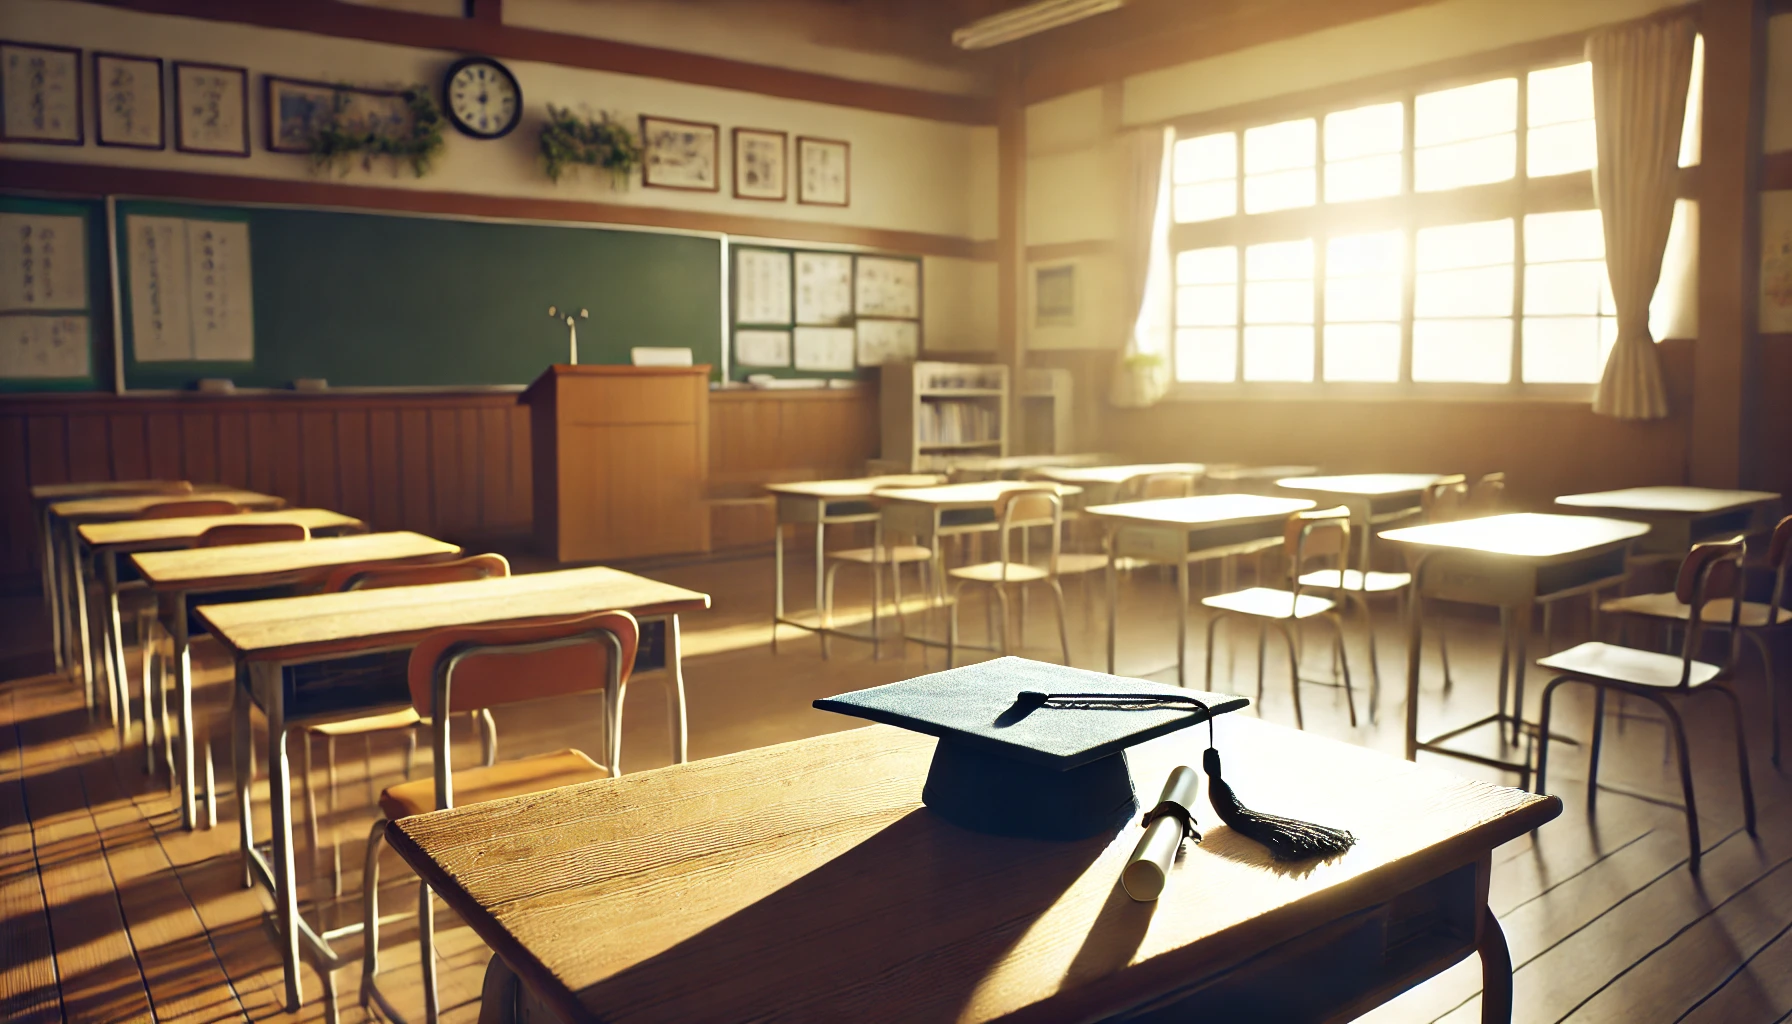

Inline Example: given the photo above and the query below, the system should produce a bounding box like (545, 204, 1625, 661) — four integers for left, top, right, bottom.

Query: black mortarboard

(814, 657, 1249, 840)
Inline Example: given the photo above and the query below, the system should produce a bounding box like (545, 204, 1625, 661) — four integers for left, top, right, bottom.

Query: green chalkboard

(0, 195, 110, 393)
(114, 200, 722, 390)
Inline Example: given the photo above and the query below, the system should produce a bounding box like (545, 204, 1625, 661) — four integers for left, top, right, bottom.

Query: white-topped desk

(764, 475, 943, 654)
(1027, 462, 1207, 506)
(1202, 464, 1320, 495)
(1554, 486, 1781, 555)
(1084, 494, 1316, 684)
(1383, 513, 1650, 784)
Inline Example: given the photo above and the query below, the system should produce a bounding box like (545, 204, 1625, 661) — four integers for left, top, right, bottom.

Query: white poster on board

(855, 318, 918, 366)
(793, 326, 855, 371)
(128, 215, 193, 361)
(794, 252, 852, 325)
(0, 214, 86, 312)
(186, 220, 254, 361)
(855, 256, 919, 319)
(0, 314, 89, 378)
(734, 329, 791, 367)
(735, 248, 792, 325)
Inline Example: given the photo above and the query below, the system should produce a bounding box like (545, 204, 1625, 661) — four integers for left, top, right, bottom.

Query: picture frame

(173, 60, 248, 157)
(732, 127, 787, 202)
(641, 115, 719, 192)
(797, 136, 850, 207)
(1033, 263, 1077, 328)
(0, 41, 83, 145)
(93, 52, 163, 150)
(265, 76, 409, 155)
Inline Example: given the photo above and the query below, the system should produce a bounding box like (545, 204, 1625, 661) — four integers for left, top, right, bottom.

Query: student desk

(1026, 462, 1207, 506)
(1553, 486, 1781, 556)
(387, 717, 1558, 1024)
(1083, 495, 1316, 684)
(940, 452, 1104, 479)
(197, 565, 712, 1012)
(764, 475, 942, 654)
(52, 488, 285, 708)
(127, 528, 458, 830)
(1382, 513, 1649, 785)
(1201, 464, 1320, 495)
(1276, 473, 1442, 573)
(31, 479, 193, 675)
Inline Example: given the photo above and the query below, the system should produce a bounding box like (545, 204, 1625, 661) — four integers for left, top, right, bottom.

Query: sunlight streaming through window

(1415, 78, 1516, 191)
(1528, 62, 1597, 177)
(1324, 102, 1404, 202)
(1522, 209, 1615, 382)
(1172, 132, 1237, 223)
(1413, 219, 1513, 381)
(1243, 239, 1315, 380)
(1244, 119, 1316, 214)
(1173, 247, 1239, 381)
(1324, 231, 1404, 381)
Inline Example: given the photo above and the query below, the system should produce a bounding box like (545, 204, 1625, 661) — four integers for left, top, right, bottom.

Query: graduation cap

(815, 658, 1248, 841)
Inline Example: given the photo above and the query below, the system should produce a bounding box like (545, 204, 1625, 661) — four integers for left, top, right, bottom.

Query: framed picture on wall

(797, 136, 850, 207)
(93, 52, 163, 149)
(641, 115, 719, 191)
(0, 41, 83, 144)
(1033, 263, 1077, 327)
(732, 127, 787, 201)
(173, 60, 249, 156)
(265, 76, 410, 155)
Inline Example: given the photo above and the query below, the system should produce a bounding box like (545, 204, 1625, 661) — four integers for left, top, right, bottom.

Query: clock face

(444, 57, 521, 139)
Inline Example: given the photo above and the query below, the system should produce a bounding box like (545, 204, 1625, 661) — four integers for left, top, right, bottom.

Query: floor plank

(0, 688, 63, 1024)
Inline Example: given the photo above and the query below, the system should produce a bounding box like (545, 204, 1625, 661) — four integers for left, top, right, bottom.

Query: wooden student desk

(197, 565, 712, 1013)
(127, 528, 458, 830)
(1382, 513, 1650, 785)
(1553, 486, 1781, 555)
(1276, 473, 1442, 573)
(387, 716, 1559, 1024)
(763, 475, 943, 655)
(51, 488, 285, 709)
(1026, 462, 1208, 506)
(1084, 494, 1316, 684)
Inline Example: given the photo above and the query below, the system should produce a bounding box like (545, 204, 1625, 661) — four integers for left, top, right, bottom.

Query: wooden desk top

(198, 565, 711, 663)
(1084, 494, 1315, 526)
(1029, 463, 1206, 486)
(132, 532, 458, 592)
(51, 489, 284, 521)
(80, 508, 363, 549)
(944, 453, 1104, 473)
(1276, 473, 1443, 497)
(874, 480, 1083, 507)
(31, 479, 190, 502)
(1554, 486, 1780, 515)
(387, 717, 1557, 1024)
(1381, 512, 1650, 558)
(764, 475, 945, 499)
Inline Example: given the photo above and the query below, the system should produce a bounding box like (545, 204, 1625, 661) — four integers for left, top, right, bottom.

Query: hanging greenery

(539, 106, 643, 185)
(308, 85, 446, 178)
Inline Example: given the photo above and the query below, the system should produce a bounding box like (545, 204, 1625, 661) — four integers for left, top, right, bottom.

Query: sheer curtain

(1108, 126, 1174, 408)
(1587, 12, 1697, 419)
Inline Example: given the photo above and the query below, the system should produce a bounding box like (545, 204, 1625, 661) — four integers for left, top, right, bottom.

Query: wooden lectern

(522, 364, 711, 562)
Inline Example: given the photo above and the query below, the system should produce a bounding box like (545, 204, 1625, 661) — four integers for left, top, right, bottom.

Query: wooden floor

(3, 544, 1790, 1023)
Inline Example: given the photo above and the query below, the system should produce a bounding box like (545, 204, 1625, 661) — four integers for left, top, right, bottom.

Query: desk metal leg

(1105, 549, 1118, 675)
(666, 614, 688, 764)
(870, 521, 883, 660)
(102, 553, 131, 746)
(1508, 602, 1533, 747)
(815, 523, 827, 659)
(172, 594, 203, 831)
(234, 670, 256, 889)
(42, 507, 65, 673)
(1176, 559, 1190, 687)
(1403, 563, 1429, 762)
(1478, 905, 1513, 1023)
(70, 523, 96, 712)
(265, 684, 304, 1011)
(771, 522, 783, 653)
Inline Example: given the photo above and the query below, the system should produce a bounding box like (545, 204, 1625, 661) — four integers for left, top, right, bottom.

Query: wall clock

(443, 56, 521, 139)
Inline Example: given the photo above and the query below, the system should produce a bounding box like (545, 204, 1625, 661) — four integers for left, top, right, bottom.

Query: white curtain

(1108, 126, 1174, 408)
(1587, 13, 1696, 419)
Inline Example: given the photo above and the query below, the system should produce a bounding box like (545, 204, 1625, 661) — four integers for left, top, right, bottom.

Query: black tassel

(1203, 747, 1355, 862)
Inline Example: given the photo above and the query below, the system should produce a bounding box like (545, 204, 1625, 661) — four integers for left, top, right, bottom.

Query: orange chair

(1535, 537, 1756, 873)
(197, 522, 309, 546)
(358, 610, 639, 1024)
(1201, 506, 1358, 729)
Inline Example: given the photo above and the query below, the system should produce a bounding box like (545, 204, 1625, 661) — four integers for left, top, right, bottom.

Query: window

(1166, 45, 1700, 394)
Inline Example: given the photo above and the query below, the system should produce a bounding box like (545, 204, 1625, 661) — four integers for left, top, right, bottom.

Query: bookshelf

(881, 361, 1011, 471)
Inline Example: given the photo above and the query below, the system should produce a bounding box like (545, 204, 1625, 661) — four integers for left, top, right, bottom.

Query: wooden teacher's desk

(198, 565, 712, 1012)
(128, 528, 459, 830)
(1553, 486, 1781, 555)
(388, 716, 1558, 1024)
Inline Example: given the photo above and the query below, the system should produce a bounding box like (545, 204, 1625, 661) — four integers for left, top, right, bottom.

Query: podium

(522, 364, 711, 562)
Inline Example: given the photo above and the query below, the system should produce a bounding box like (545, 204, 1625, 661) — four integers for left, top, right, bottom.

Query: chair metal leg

(232, 676, 254, 890)
(1280, 622, 1304, 730)
(1204, 613, 1224, 690)
(361, 819, 386, 1008)
(1745, 631, 1780, 768)
(1256, 623, 1267, 704)
(1049, 580, 1071, 666)
(1710, 684, 1758, 837)
(420, 877, 440, 1024)
(993, 585, 1011, 656)
(142, 632, 158, 774)
(327, 736, 342, 898)
(1534, 677, 1572, 797)
(1587, 687, 1606, 812)
(1331, 614, 1357, 728)
(478, 707, 498, 767)
(947, 582, 961, 668)
(1643, 692, 1702, 872)
(302, 732, 320, 887)
(822, 561, 842, 662)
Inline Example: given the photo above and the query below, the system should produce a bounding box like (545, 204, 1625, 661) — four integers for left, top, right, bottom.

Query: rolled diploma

(1122, 765, 1202, 902)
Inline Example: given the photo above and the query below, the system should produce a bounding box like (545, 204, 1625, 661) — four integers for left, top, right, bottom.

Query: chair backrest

(1671, 535, 1748, 684)
(1468, 472, 1506, 513)
(196, 522, 309, 547)
(324, 553, 510, 594)
(1115, 472, 1197, 503)
(407, 609, 640, 809)
(994, 486, 1061, 579)
(1768, 515, 1792, 627)
(1285, 506, 1350, 598)
(141, 499, 240, 519)
(1420, 475, 1469, 522)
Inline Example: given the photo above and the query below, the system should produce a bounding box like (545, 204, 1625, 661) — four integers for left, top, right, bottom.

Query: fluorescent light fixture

(952, 0, 1125, 50)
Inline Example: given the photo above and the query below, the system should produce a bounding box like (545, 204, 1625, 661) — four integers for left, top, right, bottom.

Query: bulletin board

(0, 195, 106, 393)
(730, 244, 922, 384)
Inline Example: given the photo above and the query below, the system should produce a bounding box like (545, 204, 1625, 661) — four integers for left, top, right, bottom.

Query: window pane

(1412, 318, 1512, 382)
(1524, 261, 1606, 316)
(1246, 239, 1314, 279)
(1415, 78, 1516, 146)
(1245, 168, 1317, 213)
(1522, 316, 1615, 383)
(1326, 153, 1402, 202)
(1416, 266, 1514, 317)
(1326, 231, 1403, 322)
(1246, 280, 1315, 323)
(1415, 134, 1516, 190)
(1417, 219, 1514, 271)
(1680, 35, 1703, 167)
(1525, 209, 1603, 262)
(1176, 328, 1237, 381)
(1177, 285, 1237, 326)
(1324, 323, 1402, 381)
(1177, 246, 1238, 284)
(1528, 63, 1594, 127)
(1245, 119, 1315, 174)
(1328, 231, 1404, 275)
(1174, 181, 1236, 222)
(1325, 101, 1403, 160)
(1173, 131, 1236, 184)
(1327, 275, 1402, 321)
(1528, 121, 1597, 176)
(1244, 325, 1315, 381)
